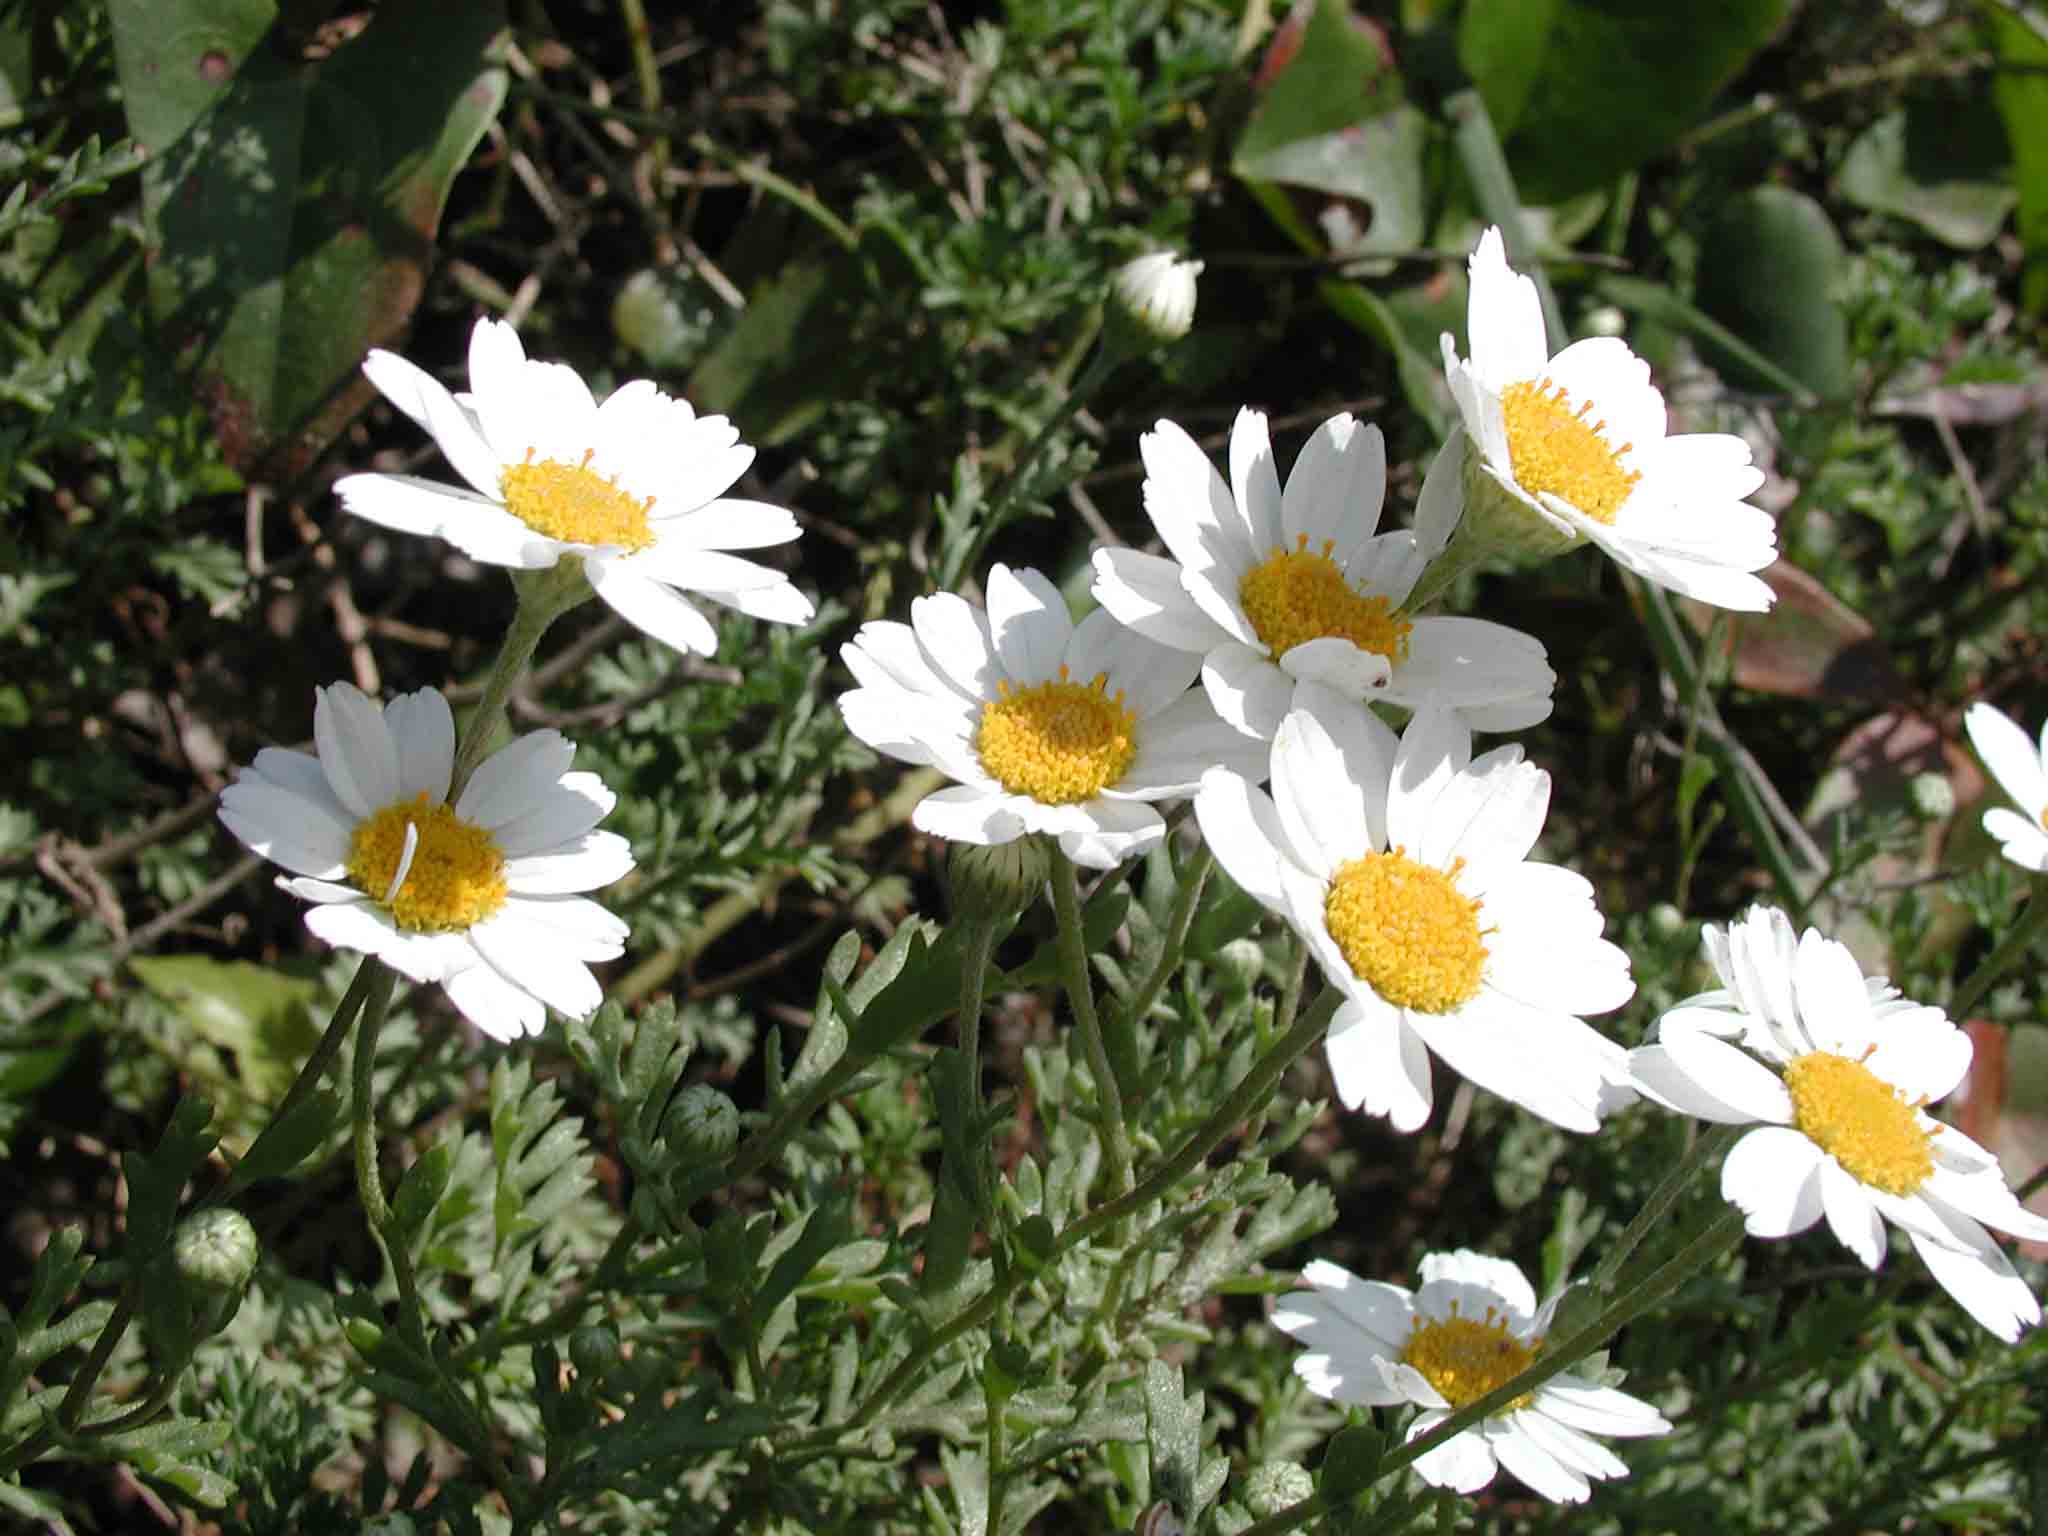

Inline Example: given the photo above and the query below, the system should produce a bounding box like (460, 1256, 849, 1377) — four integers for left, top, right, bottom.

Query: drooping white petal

(457, 729, 575, 829)
(1722, 1125, 1826, 1237)
(588, 563, 719, 656)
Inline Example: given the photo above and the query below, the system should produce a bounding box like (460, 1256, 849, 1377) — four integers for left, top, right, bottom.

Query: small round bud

(1109, 251, 1202, 347)
(1243, 1459, 1314, 1517)
(1907, 770, 1956, 822)
(948, 837, 1051, 923)
(1584, 304, 1628, 337)
(1214, 937, 1266, 993)
(569, 1325, 620, 1382)
(1647, 901, 1687, 941)
(173, 1207, 258, 1296)
(664, 1084, 739, 1162)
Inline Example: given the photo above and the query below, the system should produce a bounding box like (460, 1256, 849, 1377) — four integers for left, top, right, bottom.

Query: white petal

(1090, 546, 1228, 653)
(1464, 227, 1552, 390)
(1819, 1156, 1887, 1269)
(1277, 636, 1394, 698)
(1490, 1418, 1592, 1504)
(304, 902, 464, 982)
(1139, 418, 1258, 587)
(689, 578, 815, 625)
(1324, 996, 1434, 1131)
(1906, 1216, 2042, 1341)
(1410, 430, 1466, 563)
(1384, 706, 1471, 853)
(443, 959, 547, 1042)
(1984, 809, 2048, 872)
(1228, 407, 1285, 555)
(1034, 797, 1164, 869)
(457, 729, 574, 828)
(910, 591, 1002, 700)
(504, 830, 635, 894)
(489, 773, 616, 857)
(986, 564, 1072, 683)
(469, 909, 604, 1020)
(911, 783, 1028, 846)
(1408, 1413, 1497, 1494)
(1194, 768, 1289, 911)
(1068, 608, 1201, 721)
(1271, 704, 1373, 878)
(1200, 643, 1291, 741)
(654, 496, 802, 550)
(1113, 690, 1264, 796)
(316, 682, 400, 819)
(1283, 414, 1385, 556)
(383, 689, 455, 805)
(837, 686, 981, 778)
(589, 564, 719, 656)
(1628, 1028, 1789, 1124)
(1967, 701, 2048, 819)
(218, 781, 352, 878)
(1722, 1125, 1826, 1238)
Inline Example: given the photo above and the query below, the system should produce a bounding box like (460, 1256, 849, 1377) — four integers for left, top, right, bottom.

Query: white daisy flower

(1092, 409, 1554, 741)
(1964, 701, 2048, 873)
(1438, 227, 1778, 612)
(1630, 904, 2048, 1341)
(836, 564, 1265, 870)
(1193, 689, 1635, 1132)
(1274, 1250, 1672, 1504)
(218, 682, 634, 1042)
(333, 318, 814, 657)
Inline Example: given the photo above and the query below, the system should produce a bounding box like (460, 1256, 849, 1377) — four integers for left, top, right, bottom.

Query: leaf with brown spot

(116, 0, 507, 482)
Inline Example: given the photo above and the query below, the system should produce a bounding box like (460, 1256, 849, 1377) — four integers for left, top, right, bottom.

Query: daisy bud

(174, 1207, 258, 1297)
(664, 1084, 739, 1163)
(569, 1324, 620, 1382)
(1243, 1460, 1313, 1517)
(1109, 251, 1202, 347)
(1647, 901, 1688, 940)
(949, 836, 1051, 923)
(1906, 769, 1955, 822)
(1214, 937, 1267, 995)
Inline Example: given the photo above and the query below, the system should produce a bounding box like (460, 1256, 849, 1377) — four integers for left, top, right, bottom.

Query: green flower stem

(1635, 579, 1816, 922)
(959, 919, 998, 1086)
(826, 987, 1339, 1441)
(1112, 844, 1212, 1040)
(448, 560, 593, 799)
(947, 330, 1126, 589)
(348, 966, 402, 1249)
(1588, 1123, 1741, 1294)
(228, 957, 378, 1193)
(1050, 848, 1133, 1212)
(1950, 872, 2048, 1022)
(1238, 1207, 1748, 1536)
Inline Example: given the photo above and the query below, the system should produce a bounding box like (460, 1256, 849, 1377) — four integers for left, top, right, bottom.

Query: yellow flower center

(1324, 850, 1488, 1013)
(345, 793, 509, 933)
(1402, 1304, 1540, 1411)
(1237, 535, 1413, 662)
(1500, 378, 1641, 524)
(500, 449, 656, 551)
(1782, 1050, 1933, 1196)
(975, 667, 1138, 805)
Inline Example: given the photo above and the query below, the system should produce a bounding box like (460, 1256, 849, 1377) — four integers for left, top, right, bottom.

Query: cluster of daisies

(216, 230, 2048, 1508)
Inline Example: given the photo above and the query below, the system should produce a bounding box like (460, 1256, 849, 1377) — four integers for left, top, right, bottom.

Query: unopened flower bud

(174, 1207, 258, 1297)
(1243, 1459, 1314, 1517)
(1214, 937, 1266, 993)
(1647, 901, 1687, 941)
(569, 1325, 620, 1382)
(1907, 770, 1955, 821)
(1109, 251, 1202, 347)
(949, 837, 1051, 923)
(664, 1084, 739, 1162)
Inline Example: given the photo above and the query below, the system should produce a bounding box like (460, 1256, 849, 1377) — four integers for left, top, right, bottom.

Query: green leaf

(1693, 186, 1850, 401)
(756, 1196, 853, 1325)
(686, 253, 866, 447)
(230, 1086, 341, 1188)
(1838, 102, 2015, 251)
(1232, 0, 1425, 265)
(1144, 1358, 1226, 1525)
(1499, 0, 1794, 202)
(129, 954, 321, 1102)
(1991, 8, 2048, 313)
(122, 1095, 219, 1256)
(122, 0, 508, 477)
(1458, 0, 1560, 138)
(1593, 273, 1816, 403)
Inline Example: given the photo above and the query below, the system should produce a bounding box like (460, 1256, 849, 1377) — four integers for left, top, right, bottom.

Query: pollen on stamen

(1499, 378, 1641, 525)
(975, 672, 1139, 806)
(1323, 848, 1488, 1013)
(346, 794, 509, 934)
(500, 447, 658, 551)
(1237, 538, 1413, 664)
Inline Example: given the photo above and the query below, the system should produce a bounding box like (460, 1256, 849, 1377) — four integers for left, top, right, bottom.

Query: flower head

(1440, 228, 1778, 612)
(218, 683, 634, 1041)
(1631, 904, 2048, 1340)
(334, 318, 813, 657)
(1092, 409, 1555, 742)
(1273, 1251, 1671, 1503)
(1109, 251, 1203, 346)
(1194, 689, 1634, 1132)
(837, 564, 1263, 869)
(1964, 701, 2048, 872)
